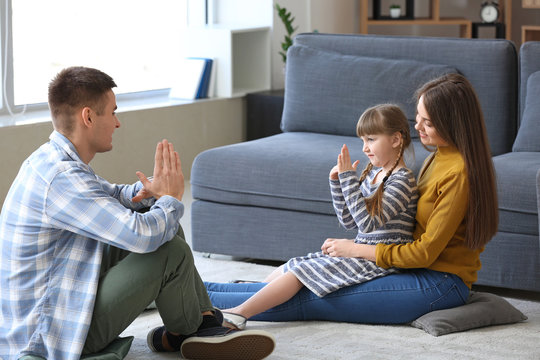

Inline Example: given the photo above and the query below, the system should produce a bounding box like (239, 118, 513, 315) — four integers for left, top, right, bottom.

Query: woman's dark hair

(48, 66, 117, 134)
(416, 73, 498, 249)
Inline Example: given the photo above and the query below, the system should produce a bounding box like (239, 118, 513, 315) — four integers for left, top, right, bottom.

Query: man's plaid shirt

(0, 131, 183, 359)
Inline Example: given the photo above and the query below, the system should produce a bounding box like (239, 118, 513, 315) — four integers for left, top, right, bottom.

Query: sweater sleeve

(376, 169, 468, 268)
(330, 177, 357, 230)
(339, 169, 417, 233)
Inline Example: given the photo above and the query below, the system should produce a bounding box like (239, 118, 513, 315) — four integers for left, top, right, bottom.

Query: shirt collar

(49, 130, 86, 165)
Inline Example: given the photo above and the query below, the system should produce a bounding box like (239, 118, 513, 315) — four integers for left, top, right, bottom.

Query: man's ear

(81, 107, 93, 127)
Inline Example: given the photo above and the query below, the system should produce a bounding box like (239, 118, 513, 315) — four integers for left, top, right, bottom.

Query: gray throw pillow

(411, 292, 527, 336)
(513, 71, 540, 152)
(282, 45, 458, 136)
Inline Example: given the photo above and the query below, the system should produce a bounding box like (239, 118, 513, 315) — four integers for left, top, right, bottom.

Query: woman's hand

(321, 238, 377, 261)
(337, 144, 360, 174)
(133, 139, 185, 202)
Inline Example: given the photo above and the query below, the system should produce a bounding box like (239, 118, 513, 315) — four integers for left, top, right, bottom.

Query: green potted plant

(390, 4, 401, 18)
(276, 4, 298, 63)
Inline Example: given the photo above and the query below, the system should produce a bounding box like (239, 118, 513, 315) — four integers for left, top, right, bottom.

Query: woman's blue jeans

(205, 269, 469, 324)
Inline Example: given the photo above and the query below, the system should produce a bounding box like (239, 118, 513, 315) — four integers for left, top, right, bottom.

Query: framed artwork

(523, 0, 540, 8)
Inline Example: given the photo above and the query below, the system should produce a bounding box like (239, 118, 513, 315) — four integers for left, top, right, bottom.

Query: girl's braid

(358, 162, 374, 183)
(366, 138, 404, 221)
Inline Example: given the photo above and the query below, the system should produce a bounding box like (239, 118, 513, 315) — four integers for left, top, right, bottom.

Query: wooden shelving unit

(359, 0, 512, 40)
(184, 25, 271, 98)
(522, 25, 540, 43)
(522, 0, 540, 44)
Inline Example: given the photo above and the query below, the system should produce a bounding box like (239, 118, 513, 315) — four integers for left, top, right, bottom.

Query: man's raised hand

(133, 139, 184, 202)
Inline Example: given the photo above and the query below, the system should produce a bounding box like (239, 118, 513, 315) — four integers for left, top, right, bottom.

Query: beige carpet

(121, 254, 540, 360)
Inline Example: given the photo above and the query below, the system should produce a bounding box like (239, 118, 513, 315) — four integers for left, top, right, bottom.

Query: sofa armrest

(537, 168, 540, 247)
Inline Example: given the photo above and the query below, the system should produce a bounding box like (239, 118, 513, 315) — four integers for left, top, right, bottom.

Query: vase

(390, 8, 401, 18)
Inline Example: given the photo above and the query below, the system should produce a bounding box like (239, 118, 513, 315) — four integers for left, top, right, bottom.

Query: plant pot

(390, 8, 401, 18)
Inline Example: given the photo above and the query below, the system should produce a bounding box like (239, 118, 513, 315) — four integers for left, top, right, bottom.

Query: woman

(205, 73, 498, 325)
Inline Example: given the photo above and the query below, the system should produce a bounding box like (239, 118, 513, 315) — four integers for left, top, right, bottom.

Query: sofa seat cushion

(493, 152, 540, 236)
(281, 45, 458, 136)
(191, 133, 429, 215)
(513, 71, 540, 152)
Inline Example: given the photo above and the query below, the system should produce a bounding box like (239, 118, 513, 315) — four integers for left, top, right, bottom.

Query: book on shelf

(169, 58, 214, 100)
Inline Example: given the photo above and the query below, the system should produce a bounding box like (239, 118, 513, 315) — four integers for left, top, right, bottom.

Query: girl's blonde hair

(356, 104, 411, 220)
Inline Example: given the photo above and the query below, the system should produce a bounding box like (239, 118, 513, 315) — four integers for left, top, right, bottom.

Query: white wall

(271, 0, 358, 89)
(211, 0, 273, 26)
(0, 98, 245, 207)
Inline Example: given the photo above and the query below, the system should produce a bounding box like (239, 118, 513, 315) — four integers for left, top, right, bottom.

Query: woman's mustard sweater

(376, 146, 482, 288)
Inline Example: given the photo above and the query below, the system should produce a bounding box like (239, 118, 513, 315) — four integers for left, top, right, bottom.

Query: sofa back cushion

(281, 45, 457, 137)
(283, 34, 517, 155)
(519, 41, 540, 121)
(513, 71, 540, 152)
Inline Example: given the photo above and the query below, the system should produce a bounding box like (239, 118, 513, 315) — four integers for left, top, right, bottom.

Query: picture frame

(523, 0, 540, 8)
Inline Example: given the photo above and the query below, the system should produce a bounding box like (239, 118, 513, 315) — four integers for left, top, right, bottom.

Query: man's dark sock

(198, 313, 223, 331)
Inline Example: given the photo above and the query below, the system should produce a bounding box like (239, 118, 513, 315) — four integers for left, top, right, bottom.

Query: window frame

(0, 0, 207, 127)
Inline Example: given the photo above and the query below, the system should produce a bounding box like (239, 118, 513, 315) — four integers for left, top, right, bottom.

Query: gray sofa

(190, 34, 540, 292)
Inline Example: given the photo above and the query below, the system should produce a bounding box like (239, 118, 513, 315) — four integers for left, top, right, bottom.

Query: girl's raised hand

(329, 165, 339, 180)
(337, 144, 360, 174)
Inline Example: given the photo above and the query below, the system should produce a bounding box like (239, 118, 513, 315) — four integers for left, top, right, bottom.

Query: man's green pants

(82, 227, 213, 354)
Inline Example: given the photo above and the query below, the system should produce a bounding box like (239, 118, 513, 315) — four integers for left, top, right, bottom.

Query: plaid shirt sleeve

(45, 164, 183, 253)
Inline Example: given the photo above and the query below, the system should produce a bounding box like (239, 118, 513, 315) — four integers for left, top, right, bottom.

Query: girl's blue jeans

(205, 269, 469, 324)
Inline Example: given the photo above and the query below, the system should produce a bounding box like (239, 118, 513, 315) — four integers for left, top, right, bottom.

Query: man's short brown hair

(48, 67, 117, 134)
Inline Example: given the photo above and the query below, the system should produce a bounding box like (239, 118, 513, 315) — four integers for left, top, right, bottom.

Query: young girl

(216, 104, 418, 326)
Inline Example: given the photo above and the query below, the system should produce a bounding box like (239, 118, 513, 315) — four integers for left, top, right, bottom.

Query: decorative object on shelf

(184, 26, 271, 98)
(372, 0, 414, 20)
(390, 4, 401, 18)
(275, 4, 298, 63)
(480, 1, 500, 23)
(169, 58, 214, 100)
(361, 0, 511, 40)
(472, 22, 505, 39)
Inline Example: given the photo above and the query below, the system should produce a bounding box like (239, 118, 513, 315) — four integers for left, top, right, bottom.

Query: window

(1, 0, 197, 125)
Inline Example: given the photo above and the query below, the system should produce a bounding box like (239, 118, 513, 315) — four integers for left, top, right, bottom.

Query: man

(0, 67, 275, 360)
